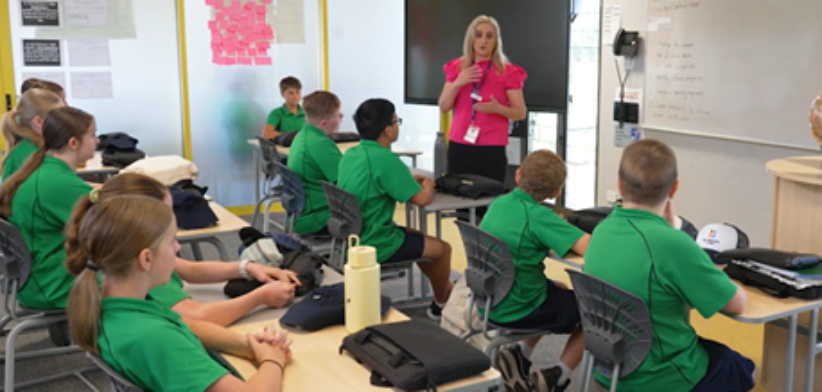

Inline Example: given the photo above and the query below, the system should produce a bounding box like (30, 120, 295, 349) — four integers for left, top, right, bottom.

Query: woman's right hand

(248, 329, 291, 368)
(454, 65, 483, 87)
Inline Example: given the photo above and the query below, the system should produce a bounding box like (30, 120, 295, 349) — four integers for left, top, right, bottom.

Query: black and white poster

(21, 1, 60, 27)
(23, 39, 61, 66)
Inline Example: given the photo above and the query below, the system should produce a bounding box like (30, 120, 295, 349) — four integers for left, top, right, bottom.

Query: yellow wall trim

(225, 203, 284, 217)
(0, 2, 16, 151)
(318, 0, 329, 90)
(175, 0, 193, 160)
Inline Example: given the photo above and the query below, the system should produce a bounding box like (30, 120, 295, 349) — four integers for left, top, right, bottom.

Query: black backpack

(435, 174, 506, 199)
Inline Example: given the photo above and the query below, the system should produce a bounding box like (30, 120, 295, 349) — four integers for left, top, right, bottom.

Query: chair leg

(577, 350, 593, 392)
(250, 196, 269, 229)
(609, 363, 621, 392)
(262, 199, 273, 233)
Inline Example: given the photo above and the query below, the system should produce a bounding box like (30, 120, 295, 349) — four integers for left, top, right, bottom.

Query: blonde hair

(1, 88, 63, 152)
(518, 150, 567, 201)
(65, 195, 174, 353)
(460, 15, 507, 73)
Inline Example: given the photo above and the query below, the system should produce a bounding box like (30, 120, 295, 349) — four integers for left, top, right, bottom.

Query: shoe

(496, 345, 532, 392)
(47, 321, 71, 347)
(530, 366, 570, 392)
(426, 301, 443, 321)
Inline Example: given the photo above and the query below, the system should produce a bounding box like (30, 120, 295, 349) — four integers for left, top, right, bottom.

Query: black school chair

(0, 218, 99, 391)
(454, 220, 553, 368)
(275, 162, 332, 256)
(320, 181, 432, 307)
(566, 270, 653, 392)
(250, 136, 286, 233)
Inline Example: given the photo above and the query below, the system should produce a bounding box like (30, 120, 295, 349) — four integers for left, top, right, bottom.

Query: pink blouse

(443, 58, 527, 146)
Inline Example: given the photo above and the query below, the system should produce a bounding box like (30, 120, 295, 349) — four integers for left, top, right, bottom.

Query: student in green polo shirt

(287, 90, 343, 235)
(338, 98, 453, 320)
(2, 88, 65, 178)
(64, 195, 291, 391)
(262, 76, 305, 141)
(0, 107, 98, 310)
(64, 173, 299, 327)
(584, 139, 753, 392)
(480, 150, 589, 392)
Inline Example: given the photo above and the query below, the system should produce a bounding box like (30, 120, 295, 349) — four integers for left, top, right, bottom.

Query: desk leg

(786, 313, 798, 392)
(412, 156, 417, 168)
(420, 207, 429, 236)
(469, 208, 477, 226)
(435, 211, 442, 239)
(190, 242, 204, 261)
(806, 308, 819, 392)
(253, 147, 261, 206)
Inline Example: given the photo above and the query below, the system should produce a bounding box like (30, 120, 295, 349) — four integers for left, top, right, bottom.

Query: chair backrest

(0, 218, 32, 293)
(566, 270, 653, 379)
(320, 182, 362, 269)
(255, 136, 282, 180)
(454, 220, 515, 309)
(275, 162, 306, 234)
(85, 352, 144, 392)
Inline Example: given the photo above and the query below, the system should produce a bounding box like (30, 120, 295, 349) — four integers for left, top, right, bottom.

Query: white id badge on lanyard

(470, 92, 482, 101)
(464, 124, 480, 144)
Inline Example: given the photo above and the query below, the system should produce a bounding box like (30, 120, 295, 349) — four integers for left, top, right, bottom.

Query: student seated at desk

(338, 98, 453, 320)
(286, 90, 342, 236)
(262, 76, 305, 141)
(479, 150, 589, 392)
(2, 88, 65, 178)
(66, 195, 291, 392)
(584, 139, 754, 392)
(66, 173, 298, 326)
(20, 77, 66, 102)
(0, 106, 97, 310)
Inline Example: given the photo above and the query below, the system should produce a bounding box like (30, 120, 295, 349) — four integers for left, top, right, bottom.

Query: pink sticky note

(208, 20, 217, 29)
(225, 58, 236, 65)
(238, 57, 252, 65)
(217, 20, 228, 29)
(231, 1, 240, 9)
(247, 49, 257, 57)
(256, 4, 266, 13)
(256, 41, 270, 50)
(236, 49, 246, 57)
(254, 57, 272, 66)
(261, 0, 272, 4)
(244, 2, 255, 10)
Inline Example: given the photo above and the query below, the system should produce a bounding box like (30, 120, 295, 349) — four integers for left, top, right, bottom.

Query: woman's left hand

(247, 263, 301, 286)
(473, 95, 502, 114)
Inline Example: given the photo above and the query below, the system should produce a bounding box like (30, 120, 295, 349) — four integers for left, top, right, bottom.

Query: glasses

(394, 117, 403, 126)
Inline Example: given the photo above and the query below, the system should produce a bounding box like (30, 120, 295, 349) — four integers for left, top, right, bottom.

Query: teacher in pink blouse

(438, 15, 527, 185)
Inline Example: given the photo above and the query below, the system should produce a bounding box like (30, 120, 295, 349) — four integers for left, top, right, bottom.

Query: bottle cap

(347, 235, 376, 269)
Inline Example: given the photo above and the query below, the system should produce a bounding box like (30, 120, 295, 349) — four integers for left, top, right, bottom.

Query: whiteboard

(7, 0, 184, 155)
(643, 0, 822, 150)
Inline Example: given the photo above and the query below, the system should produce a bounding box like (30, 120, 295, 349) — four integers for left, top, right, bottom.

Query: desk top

(176, 202, 248, 241)
(421, 192, 497, 213)
(247, 138, 422, 158)
(542, 257, 822, 324)
(78, 152, 119, 175)
(766, 156, 822, 186)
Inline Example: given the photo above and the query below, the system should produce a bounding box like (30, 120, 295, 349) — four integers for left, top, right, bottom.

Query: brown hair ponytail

(1, 88, 62, 152)
(0, 106, 94, 217)
(65, 195, 173, 353)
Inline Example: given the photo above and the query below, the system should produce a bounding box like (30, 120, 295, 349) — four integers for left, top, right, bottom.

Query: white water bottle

(344, 235, 381, 333)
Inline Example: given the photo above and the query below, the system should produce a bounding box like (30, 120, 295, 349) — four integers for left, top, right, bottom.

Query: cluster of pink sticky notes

(206, 0, 275, 66)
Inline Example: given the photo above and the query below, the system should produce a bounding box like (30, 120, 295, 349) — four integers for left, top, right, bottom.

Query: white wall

(327, 0, 440, 171)
(597, 0, 803, 246)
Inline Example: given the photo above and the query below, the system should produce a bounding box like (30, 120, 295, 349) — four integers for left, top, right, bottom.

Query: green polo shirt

(146, 272, 190, 308)
(338, 140, 421, 262)
(265, 104, 305, 134)
(98, 297, 234, 391)
(10, 157, 91, 309)
(2, 138, 38, 179)
(479, 188, 584, 323)
(287, 124, 342, 235)
(584, 206, 738, 392)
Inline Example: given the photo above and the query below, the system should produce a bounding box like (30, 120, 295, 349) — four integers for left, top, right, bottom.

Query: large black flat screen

(405, 0, 571, 112)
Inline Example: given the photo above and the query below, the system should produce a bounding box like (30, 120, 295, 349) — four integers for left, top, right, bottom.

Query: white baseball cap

(696, 223, 750, 263)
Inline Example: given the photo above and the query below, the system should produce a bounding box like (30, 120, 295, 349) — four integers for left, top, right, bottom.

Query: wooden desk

(176, 202, 248, 261)
(77, 152, 119, 176)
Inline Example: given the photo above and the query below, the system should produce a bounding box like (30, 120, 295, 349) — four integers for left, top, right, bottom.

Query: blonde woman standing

(438, 15, 527, 189)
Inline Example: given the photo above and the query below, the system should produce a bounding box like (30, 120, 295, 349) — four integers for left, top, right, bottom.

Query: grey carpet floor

(0, 214, 580, 391)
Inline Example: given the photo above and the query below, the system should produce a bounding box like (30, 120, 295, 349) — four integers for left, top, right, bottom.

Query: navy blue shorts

(491, 279, 580, 334)
(383, 229, 425, 264)
(691, 338, 755, 392)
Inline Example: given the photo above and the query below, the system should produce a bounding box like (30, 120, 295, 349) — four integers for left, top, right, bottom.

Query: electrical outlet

(606, 190, 619, 204)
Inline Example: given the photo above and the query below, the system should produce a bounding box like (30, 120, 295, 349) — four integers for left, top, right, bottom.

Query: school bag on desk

(168, 180, 218, 230)
(121, 155, 199, 186)
(98, 132, 146, 168)
(435, 174, 507, 199)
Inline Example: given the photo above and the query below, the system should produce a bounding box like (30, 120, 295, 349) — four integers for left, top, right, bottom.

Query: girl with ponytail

(65, 172, 298, 326)
(0, 106, 97, 309)
(66, 195, 290, 392)
(1, 88, 65, 177)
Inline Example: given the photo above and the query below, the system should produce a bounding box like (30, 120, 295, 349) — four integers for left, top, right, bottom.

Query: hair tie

(85, 261, 100, 271)
(89, 188, 100, 204)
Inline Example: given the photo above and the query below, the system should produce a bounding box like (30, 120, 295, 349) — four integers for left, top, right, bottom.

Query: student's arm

(206, 329, 290, 392)
(532, 209, 588, 259)
(665, 243, 743, 318)
(408, 178, 435, 206)
(175, 258, 299, 285)
(261, 125, 281, 140)
(380, 156, 424, 207)
(569, 233, 591, 256)
(721, 283, 747, 315)
(262, 110, 282, 140)
(314, 139, 343, 183)
(183, 317, 253, 360)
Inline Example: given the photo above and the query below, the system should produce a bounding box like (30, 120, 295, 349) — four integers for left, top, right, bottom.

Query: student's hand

(474, 95, 502, 114)
(247, 263, 300, 285)
(455, 65, 483, 87)
(412, 174, 428, 183)
(259, 281, 296, 308)
(422, 178, 436, 189)
(248, 329, 291, 367)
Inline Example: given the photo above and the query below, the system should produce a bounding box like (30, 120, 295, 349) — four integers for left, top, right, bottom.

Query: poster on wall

(34, 0, 136, 40)
(207, 0, 276, 66)
(68, 39, 111, 66)
(270, 0, 304, 44)
(64, 0, 108, 26)
(21, 72, 67, 89)
(21, 1, 60, 27)
(23, 39, 61, 66)
(70, 71, 113, 99)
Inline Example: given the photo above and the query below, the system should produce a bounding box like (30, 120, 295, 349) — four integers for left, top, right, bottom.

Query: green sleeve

(45, 177, 91, 226)
(265, 108, 282, 130)
(530, 208, 585, 258)
(312, 137, 343, 183)
(661, 238, 738, 319)
(122, 326, 229, 392)
(378, 154, 421, 203)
